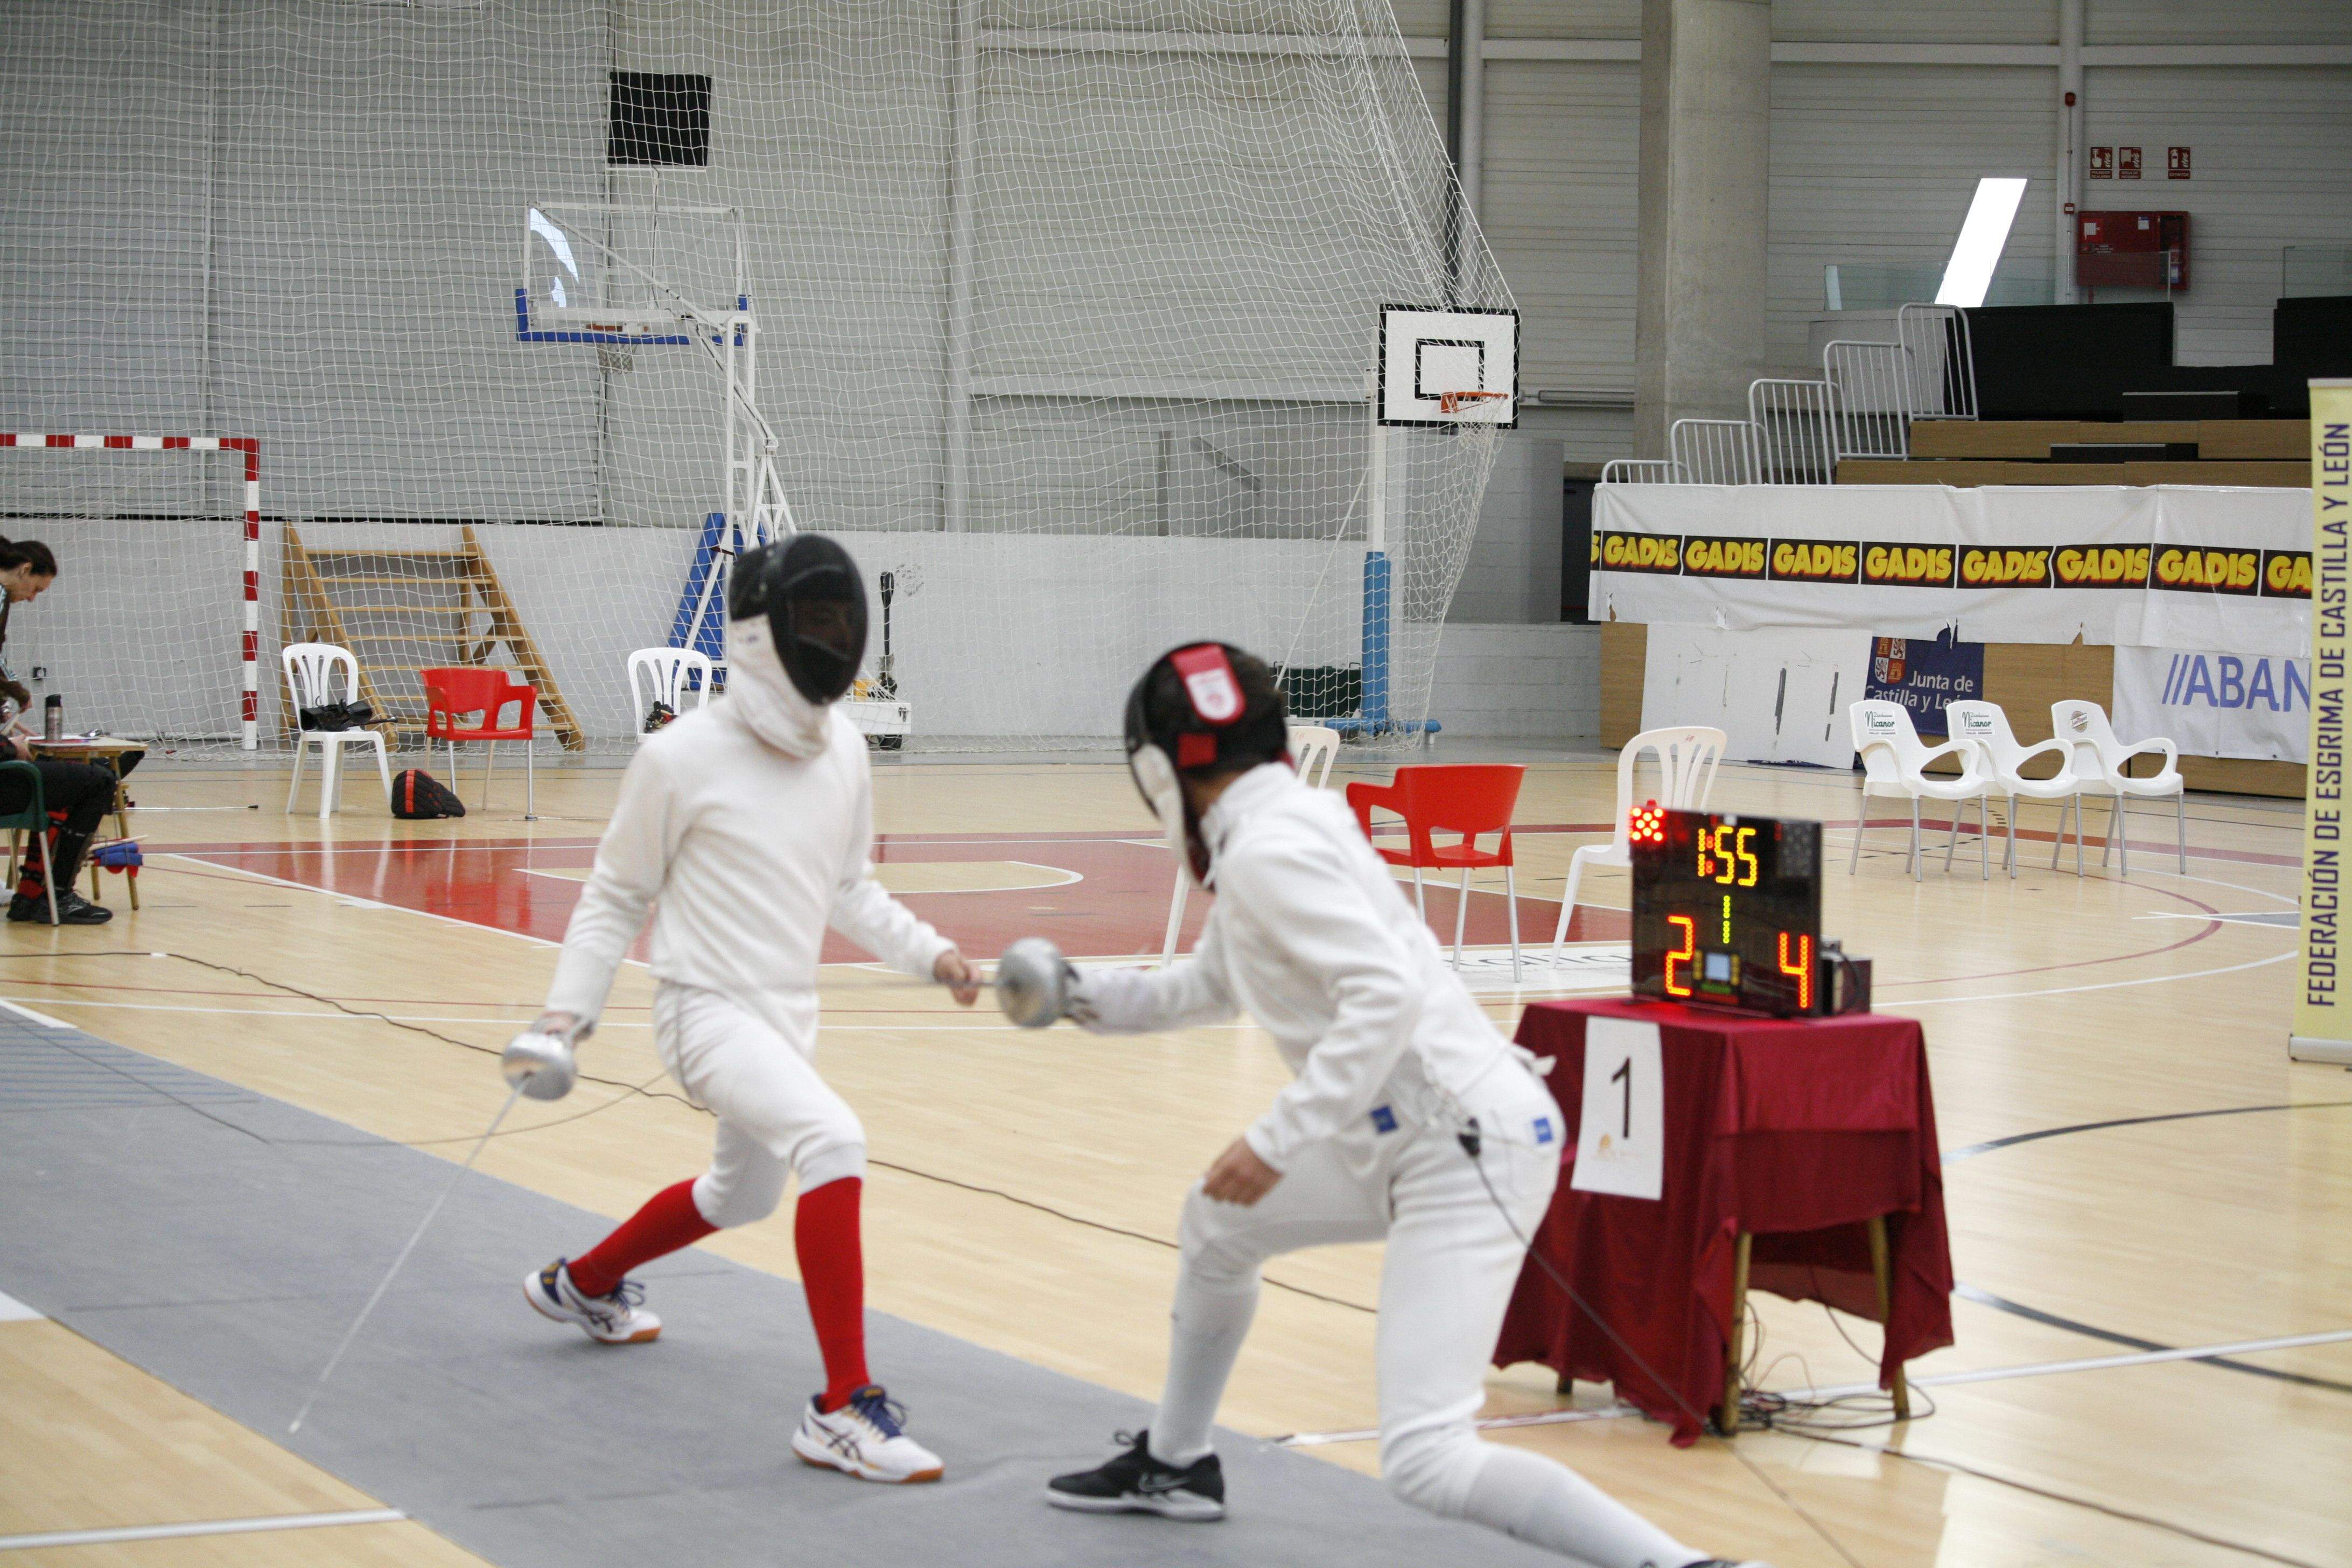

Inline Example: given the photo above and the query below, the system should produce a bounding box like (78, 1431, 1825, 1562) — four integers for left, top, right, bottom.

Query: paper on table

(1567, 1017, 1666, 1201)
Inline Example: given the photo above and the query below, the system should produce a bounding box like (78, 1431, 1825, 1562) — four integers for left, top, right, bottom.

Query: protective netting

(0, 1, 1508, 751)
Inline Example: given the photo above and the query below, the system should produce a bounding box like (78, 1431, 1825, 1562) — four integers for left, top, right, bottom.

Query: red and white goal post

(0, 434, 261, 750)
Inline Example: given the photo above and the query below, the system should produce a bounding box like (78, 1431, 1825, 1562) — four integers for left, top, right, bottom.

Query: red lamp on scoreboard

(1628, 805, 1870, 1017)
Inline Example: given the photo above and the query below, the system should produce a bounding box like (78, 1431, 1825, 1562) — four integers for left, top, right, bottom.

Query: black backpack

(298, 699, 377, 732)
(391, 768, 467, 820)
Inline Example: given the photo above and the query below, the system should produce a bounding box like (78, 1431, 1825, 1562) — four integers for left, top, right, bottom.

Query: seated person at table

(0, 537, 117, 926)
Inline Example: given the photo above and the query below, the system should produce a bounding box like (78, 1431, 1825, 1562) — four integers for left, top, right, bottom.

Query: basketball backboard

(517, 202, 744, 343)
(1378, 305, 1519, 428)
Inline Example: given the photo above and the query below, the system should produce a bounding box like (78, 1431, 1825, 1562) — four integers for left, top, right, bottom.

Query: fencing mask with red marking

(1123, 642, 1290, 887)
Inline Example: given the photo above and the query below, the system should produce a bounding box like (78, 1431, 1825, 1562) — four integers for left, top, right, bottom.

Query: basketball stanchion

(287, 1082, 526, 1434)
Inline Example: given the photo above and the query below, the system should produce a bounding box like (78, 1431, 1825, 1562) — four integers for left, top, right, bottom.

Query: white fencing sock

(1146, 1272, 1259, 1467)
(1461, 1445, 1705, 1568)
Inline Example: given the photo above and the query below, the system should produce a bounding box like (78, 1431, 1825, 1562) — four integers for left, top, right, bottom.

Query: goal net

(0, 2, 1509, 752)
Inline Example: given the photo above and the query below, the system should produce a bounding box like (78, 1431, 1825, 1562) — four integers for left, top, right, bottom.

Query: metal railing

(1898, 302, 1975, 421)
(1822, 340, 1913, 461)
(1598, 302, 1978, 488)
(1599, 458, 1680, 484)
(1667, 418, 1759, 485)
(1747, 379, 1839, 485)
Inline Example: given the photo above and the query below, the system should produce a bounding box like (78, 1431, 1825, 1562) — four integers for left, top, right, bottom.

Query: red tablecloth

(1492, 998, 1954, 1445)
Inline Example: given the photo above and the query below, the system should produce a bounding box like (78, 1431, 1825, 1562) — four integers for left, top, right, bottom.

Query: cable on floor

(0, 949, 1377, 1314)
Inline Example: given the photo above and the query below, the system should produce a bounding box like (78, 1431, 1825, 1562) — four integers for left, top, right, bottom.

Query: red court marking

(166, 833, 1623, 961)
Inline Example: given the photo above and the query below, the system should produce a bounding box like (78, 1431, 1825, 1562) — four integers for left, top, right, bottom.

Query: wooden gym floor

(1, 748, 2345, 1568)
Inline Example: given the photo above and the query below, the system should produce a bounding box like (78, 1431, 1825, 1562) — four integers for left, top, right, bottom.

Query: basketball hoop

(1437, 390, 1506, 414)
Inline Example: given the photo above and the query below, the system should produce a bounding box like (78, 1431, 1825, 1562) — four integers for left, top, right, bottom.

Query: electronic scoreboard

(1628, 806, 1842, 1016)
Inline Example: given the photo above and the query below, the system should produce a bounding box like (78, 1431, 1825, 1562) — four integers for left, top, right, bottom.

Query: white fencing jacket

(1076, 762, 1515, 1172)
(545, 699, 953, 1049)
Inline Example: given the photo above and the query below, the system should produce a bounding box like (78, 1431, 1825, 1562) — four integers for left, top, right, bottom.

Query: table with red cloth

(1491, 998, 1954, 1445)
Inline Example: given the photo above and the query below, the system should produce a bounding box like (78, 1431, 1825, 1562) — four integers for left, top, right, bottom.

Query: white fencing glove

(502, 1014, 587, 1101)
(995, 937, 1081, 1029)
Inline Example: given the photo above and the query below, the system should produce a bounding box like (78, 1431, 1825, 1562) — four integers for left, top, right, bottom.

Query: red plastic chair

(422, 666, 540, 820)
(1347, 764, 1527, 978)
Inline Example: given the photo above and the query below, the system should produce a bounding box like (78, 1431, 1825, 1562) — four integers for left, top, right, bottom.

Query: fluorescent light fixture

(1935, 177, 2028, 309)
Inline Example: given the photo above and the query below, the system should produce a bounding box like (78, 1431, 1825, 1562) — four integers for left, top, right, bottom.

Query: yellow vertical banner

(2294, 381, 2352, 1062)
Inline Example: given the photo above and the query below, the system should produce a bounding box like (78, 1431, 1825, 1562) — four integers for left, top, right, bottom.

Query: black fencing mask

(727, 534, 869, 705)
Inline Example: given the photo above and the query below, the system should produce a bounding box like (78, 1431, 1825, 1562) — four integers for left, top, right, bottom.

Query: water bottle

(43, 694, 61, 742)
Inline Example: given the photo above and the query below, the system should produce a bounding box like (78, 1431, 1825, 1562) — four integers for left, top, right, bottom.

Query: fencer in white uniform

(502, 534, 977, 1487)
(1014, 643, 1766, 1568)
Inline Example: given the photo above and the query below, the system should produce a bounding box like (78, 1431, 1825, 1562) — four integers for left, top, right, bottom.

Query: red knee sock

(16, 815, 60, 899)
(568, 1179, 717, 1298)
(795, 1176, 869, 1411)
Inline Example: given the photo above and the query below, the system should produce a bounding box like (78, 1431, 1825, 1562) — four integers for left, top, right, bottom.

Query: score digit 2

(1664, 914, 1697, 998)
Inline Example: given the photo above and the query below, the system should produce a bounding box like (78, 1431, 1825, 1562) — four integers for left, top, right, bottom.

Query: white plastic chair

(1160, 724, 1343, 967)
(626, 647, 715, 740)
(1548, 726, 1724, 964)
(283, 642, 392, 819)
(1848, 701, 1995, 881)
(1945, 700, 2084, 878)
(1288, 724, 1341, 790)
(2050, 700, 2187, 876)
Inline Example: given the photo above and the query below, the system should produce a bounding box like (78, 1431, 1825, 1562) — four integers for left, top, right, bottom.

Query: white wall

(0, 2, 1500, 748)
(1426, 624, 1598, 739)
(1766, 63, 2060, 374)
(1483, 61, 1639, 400)
(1442, 0, 2352, 394)
(864, 530, 1369, 743)
(0, 1, 607, 521)
(0, 1, 1478, 538)
(6, 5, 2350, 488)
(0, 518, 1369, 747)
(5, 0, 2348, 756)
(2082, 65, 2352, 366)
(1448, 433, 1563, 624)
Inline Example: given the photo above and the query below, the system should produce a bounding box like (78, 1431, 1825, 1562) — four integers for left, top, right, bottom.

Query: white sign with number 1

(1568, 1018, 1665, 1201)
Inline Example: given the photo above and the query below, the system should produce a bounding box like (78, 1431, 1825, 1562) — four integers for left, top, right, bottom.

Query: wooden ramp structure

(280, 524, 585, 751)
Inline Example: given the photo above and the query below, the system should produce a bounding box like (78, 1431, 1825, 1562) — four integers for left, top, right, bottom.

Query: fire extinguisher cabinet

(2077, 211, 2188, 290)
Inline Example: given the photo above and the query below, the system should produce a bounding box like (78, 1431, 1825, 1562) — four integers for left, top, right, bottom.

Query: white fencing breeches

(653, 983, 866, 1229)
(1150, 1061, 1700, 1568)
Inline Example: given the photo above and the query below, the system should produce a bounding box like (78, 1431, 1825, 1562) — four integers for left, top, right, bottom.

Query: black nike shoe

(8, 887, 110, 925)
(1046, 1429, 1225, 1521)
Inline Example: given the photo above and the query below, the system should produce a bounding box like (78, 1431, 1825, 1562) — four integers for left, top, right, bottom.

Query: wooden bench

(1907, 419, 2308, 463)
